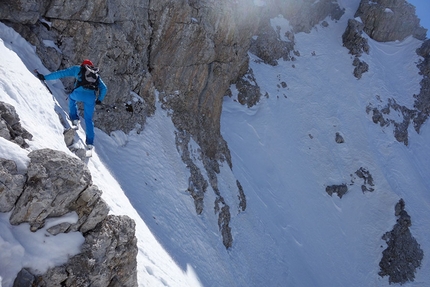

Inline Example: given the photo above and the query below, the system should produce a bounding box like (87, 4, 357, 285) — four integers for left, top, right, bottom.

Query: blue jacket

(45, 65, 108, 101)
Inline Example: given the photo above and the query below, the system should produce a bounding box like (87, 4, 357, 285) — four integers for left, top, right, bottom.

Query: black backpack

(77, 65, 100, 90)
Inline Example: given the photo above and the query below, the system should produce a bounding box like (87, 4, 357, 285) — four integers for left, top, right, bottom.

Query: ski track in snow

(1, 0, 430, 285)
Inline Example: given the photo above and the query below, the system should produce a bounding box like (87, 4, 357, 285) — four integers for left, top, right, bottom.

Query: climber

(36, 60, 107, 149)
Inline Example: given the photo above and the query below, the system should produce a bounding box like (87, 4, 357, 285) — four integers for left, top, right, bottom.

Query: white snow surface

(1, 0, 430, 286)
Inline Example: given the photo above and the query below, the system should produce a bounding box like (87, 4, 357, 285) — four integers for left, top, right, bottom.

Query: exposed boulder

(0, 158, 26, 212)
(379, 199, 423, 284)
(34, 215, 138, 287)
(9, 148, 108, 233)
(326, 167, 375, 198)
(13, 215, 138, 287)
(0, 149, 137, 286)
(0, 101, 33, 148)
(355, 0, 427, 42)
(342, 19, 370, 79)
(354, 167, 374, 192)
(236, 69, 262, 108)
(325, 184, 348, 198)
(352, 57, 369, 79)
(342, 19, 370, 57)
(335, 132, 345, 143)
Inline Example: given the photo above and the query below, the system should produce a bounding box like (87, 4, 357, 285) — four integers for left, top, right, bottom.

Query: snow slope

(1, 0, 430, 286)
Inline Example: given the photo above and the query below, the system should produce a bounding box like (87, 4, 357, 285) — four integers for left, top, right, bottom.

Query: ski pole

(34, 69, 53, 94)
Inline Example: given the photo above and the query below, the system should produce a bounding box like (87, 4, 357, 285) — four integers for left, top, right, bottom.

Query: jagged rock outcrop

(9, 148, 109, 233)
(342, 19, 369, 57)
(325, 184, 348, 198)
(355, 0, 427, 42)
(235, 69, 262, 108)
(379, 199, 423, 284)
(0, 158, 26, 212)
(326, 167, 375, 198)
(352, 56, 369, 79)
(0, 101, 33, 148)
(342, 19, 370, 79)
(25, 215, 138, 287)
(0, 99, 137, 286)
(414, 39, 430, 132)
(354, 167, 374, 192)
(0, 148, 138, 286)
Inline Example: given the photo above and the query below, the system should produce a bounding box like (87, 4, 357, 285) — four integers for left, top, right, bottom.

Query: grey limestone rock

(355, 167, 374, 192)
(0, 158, 26, 212)
(4, 149, 136, 286)
(342, 19, 370, 57)
(352, 57, 369, 79)
(379, 199, 423, 284)
(325, 184, 348, 198)
(13, 268, 36, 287)
(355, 0, 427, 42)
(236, 69, 262, 108)
(414, 39, 430, 133)
(21, 215, 138, 287)
(335, 132, 345, 144)
(0, 101, 33, 148)
(9, 148, 108, 233)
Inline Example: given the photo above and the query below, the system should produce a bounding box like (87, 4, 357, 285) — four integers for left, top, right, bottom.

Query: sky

(408, 0, 430, 36)
(1, 0, 430, 286)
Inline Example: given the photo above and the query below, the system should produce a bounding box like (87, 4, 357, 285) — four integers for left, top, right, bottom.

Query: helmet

(81, 59, 93, 66)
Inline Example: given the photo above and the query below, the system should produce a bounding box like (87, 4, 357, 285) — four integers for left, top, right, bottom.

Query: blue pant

(69, 90, 96, 145)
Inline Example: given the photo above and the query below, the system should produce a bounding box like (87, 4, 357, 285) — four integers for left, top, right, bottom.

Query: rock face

(0, 158, 26, 212)
(0, 0, 152, 134)
(342, 19, 370, 79)
(0, 101, 33, 148)
(9, 148, 108, 233)
(342, 19, 369, 57)
(32, 215, 138, 287)
(0, 147, 137, 286)
(355, 0, 427, 42)
(379, 199, 423, 284)
(414, 39, 430, 133)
